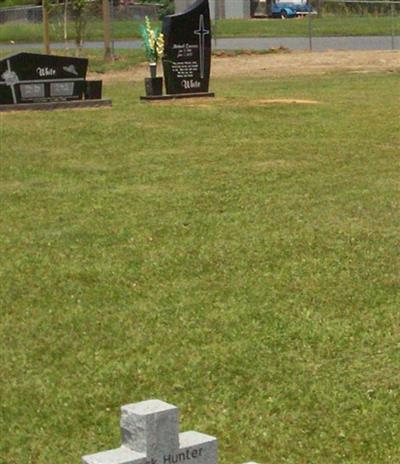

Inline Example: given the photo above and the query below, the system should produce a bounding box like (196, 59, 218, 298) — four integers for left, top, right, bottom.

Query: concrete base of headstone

(82, 446, 144, 464)
(0, 99, 112, 112)
(82, 400, 217, 464)
(140, 92, 215, 101)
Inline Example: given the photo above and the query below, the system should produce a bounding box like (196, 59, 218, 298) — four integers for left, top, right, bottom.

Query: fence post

(308, 6, 313, 51)
(213, 0, 218, 48)
(390, 2, 395, 50)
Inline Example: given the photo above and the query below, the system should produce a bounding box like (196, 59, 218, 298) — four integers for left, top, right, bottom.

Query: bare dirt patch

(93, 50, 400, 83)
(252, 159, 310, 171)
(255, 98, 320, 104)
(211, 50, 400, 78)
(149, 97, 321, 107)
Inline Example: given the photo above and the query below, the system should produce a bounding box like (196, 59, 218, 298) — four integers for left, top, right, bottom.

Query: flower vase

(144, 62, 163, 97)
(149, 63, 157, 78)
(144, 77, 163, 97)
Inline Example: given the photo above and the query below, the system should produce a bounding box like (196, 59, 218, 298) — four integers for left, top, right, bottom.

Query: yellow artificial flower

(145, 16, 152, 35)
(149, 30, 155, 50)
(156, 33, 164, 59)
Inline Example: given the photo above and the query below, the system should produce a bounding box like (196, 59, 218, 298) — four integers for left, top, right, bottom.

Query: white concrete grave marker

(82, 400, 217, 464)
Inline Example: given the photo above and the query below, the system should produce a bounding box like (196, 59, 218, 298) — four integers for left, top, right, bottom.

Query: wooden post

(43, 0, 51, 54)
(103, 0, 112, 61)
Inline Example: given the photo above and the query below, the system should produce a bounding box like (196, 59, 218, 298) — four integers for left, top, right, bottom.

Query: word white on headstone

(81, 399, 218, 464)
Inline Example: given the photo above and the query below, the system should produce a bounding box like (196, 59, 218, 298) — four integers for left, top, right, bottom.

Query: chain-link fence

(0, 0, 398, 52)
(209, 0, 400, 51)
(0, 4, 43, 23)
(0, 2, 159, 53)
(306, 0, 400, 50)
(0, 2, 159, 24)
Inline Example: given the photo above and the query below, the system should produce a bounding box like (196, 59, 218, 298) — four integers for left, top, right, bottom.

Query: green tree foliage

(71, 0, 91, 55)
(137, 0, 174, 19)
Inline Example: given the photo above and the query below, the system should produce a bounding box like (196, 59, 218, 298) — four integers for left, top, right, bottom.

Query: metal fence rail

(306, 0, 400, 50)
(0, 5, 43, 24)
(0, 3, 159, 25)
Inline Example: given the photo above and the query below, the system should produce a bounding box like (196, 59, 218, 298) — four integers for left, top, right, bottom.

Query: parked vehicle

(275, 1, 316, 17)
(252, 0, 316, 19)
(270, 2, 297, 18)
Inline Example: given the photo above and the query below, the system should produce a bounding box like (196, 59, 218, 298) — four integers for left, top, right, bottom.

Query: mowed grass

(214, 15, 400, 37)
(0, 70, 400, 464)
(1, 14, 399, 43)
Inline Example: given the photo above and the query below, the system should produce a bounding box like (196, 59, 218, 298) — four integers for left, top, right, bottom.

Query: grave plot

(0, 52, 112, 112)
(82, 399, 258, 464)
(81, 400, 217, 464)
(141, 0, 215, 100)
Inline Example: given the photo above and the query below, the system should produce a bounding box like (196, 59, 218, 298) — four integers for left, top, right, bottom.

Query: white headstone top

(81, 400, 218, 464)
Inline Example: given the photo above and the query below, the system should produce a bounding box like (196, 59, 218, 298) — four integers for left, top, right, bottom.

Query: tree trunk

(103, 0, 112, 61)
(75, 15, 83, 57)
(43, 2, 50, 54)
(316, 0, 323, 18)
(64, 0, 69, 50)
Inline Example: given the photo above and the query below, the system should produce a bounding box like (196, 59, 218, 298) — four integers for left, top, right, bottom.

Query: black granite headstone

(0, 52, 88, 105)
(162, 0, 213, 96)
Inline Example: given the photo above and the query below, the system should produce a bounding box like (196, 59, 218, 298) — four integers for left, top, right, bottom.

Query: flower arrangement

(140, 16, 165, 66)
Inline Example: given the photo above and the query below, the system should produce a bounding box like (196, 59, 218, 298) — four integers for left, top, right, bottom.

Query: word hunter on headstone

(81, 399, 217, 464)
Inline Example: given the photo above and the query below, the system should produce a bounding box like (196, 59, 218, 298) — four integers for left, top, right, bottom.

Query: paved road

(216, 36, 399, 51)
(0, 36, 399, 52)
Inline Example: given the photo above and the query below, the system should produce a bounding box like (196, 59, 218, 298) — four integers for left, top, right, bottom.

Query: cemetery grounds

(1, 49, 400, 464)
(0, 16, 399, 43)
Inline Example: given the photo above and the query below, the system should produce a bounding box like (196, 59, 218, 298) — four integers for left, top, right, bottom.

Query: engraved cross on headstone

(0, 59, 19, 104)
(82, 400, 218, 464)
(194, 15, 209, 79)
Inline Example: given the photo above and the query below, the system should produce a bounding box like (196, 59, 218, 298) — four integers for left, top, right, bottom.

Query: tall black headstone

(0, 52, 110, 111)
(162, 0, 214, 97)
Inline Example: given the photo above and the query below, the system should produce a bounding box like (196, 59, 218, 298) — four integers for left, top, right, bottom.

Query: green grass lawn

(1, 70, 400, 464)
(0, 15, 399, 44)
(215, 15, 399, 37)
